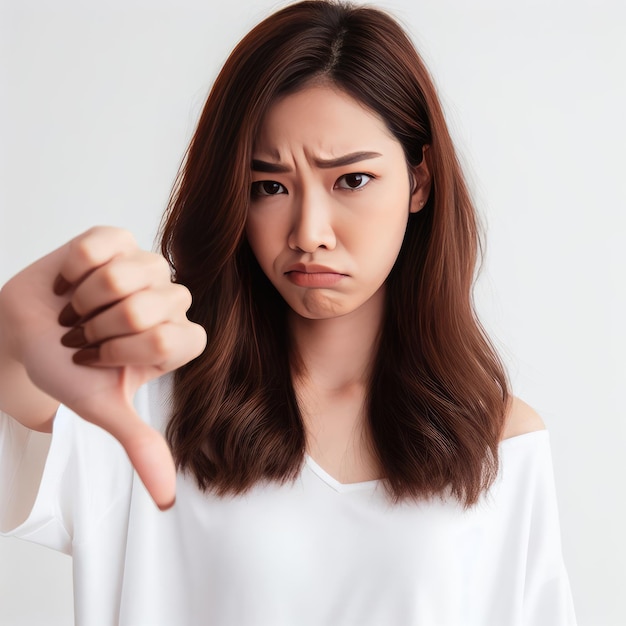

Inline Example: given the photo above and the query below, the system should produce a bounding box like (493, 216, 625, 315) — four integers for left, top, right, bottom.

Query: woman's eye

(335, 173, 372, 191)
(251, 181, 287, 197)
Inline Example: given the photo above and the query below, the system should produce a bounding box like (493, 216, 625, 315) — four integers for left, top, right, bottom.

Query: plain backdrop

(1, 0, 624, 624)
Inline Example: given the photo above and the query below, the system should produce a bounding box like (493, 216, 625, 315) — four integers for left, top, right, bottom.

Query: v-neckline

(304, 454, 381, 493)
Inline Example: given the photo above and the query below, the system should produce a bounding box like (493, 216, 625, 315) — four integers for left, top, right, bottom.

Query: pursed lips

(285, 263, 345, 275)
(284, 263, 348, 287)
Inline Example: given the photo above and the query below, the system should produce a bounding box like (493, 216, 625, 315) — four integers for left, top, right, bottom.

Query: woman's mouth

(284, 263, 347, 287)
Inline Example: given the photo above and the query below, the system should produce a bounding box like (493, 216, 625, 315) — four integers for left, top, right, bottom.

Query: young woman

(0, 1, 576, 624)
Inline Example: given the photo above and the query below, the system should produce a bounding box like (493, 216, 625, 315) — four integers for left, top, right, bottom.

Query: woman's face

(246, 83, 429, 320)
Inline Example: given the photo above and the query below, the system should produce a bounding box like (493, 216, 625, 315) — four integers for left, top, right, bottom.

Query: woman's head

(162, 0, 473, 304)
(162, 0, 508, 505)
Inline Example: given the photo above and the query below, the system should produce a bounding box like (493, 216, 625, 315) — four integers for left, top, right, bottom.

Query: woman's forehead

(253, 84, 398, 158)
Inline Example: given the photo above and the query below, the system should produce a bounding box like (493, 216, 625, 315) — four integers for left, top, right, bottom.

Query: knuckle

(83, 225, 106, 238)
(118, 228, 137, 247)
(119, 300, 147, 332)
(102, 226, 136, 247)
(100, 265, 126, 295)
(154, 254, 172, 276)
(74, 226, 137, 256)
(192, 323, 208, 353)
(69, 236, 100, 267)
(150, 326, 174, 358)
(173, 283, 193, 310)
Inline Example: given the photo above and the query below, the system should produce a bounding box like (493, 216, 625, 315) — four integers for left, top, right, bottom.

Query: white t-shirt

(0, 375, 576, 625)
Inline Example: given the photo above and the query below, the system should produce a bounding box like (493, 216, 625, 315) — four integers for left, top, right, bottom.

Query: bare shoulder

(500, 396, 546, 441)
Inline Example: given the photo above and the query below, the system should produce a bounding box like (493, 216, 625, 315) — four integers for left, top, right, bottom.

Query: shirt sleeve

(0, 412, 54, 536)
(0, 403, 134, 554)
(521, 434, 577, 626)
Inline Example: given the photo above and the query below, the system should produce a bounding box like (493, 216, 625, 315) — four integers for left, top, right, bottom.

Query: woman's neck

(289, 288, 386, 483)
(289, 288, 384, 392)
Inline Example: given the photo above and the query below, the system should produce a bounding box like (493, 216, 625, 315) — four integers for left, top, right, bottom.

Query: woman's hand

(0, 226, 207, 509)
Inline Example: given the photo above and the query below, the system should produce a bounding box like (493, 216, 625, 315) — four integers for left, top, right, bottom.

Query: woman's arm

(0, 309, 59, 433)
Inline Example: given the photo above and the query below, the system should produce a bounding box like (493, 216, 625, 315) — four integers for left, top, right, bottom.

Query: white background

(1, 0, 624, 624)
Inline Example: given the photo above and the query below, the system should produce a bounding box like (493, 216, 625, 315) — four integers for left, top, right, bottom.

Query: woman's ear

(409, 145, 432, 214)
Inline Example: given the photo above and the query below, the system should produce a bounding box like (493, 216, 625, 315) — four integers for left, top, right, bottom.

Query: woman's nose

(287, 192, 336, 253)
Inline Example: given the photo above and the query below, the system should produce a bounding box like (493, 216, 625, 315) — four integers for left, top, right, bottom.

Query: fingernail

(72, 347, 100, 366)
(61, 326, 88, 348)
(58, 302, 81, 327)
(53, 274, 72, 296)
(158, 496, 176, 512)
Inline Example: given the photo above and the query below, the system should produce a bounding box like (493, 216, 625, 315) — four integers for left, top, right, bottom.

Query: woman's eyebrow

(251, 151, 382, 173)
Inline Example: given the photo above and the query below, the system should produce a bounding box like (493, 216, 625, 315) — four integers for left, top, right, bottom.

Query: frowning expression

(245, 83, 429, 320)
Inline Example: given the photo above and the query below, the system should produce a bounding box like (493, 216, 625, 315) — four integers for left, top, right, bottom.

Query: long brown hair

(160, 0, 509, 506)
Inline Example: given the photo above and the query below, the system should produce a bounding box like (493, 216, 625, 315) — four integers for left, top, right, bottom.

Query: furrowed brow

(314, 151, 382, 169)
(251, 151, 382, 173)
(251, 159, 292, 173)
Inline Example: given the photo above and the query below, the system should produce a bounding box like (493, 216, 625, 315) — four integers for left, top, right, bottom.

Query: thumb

(73, 399, 177, 511)
(117, 418, 177, 511)
(21, 335, 178, 510)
